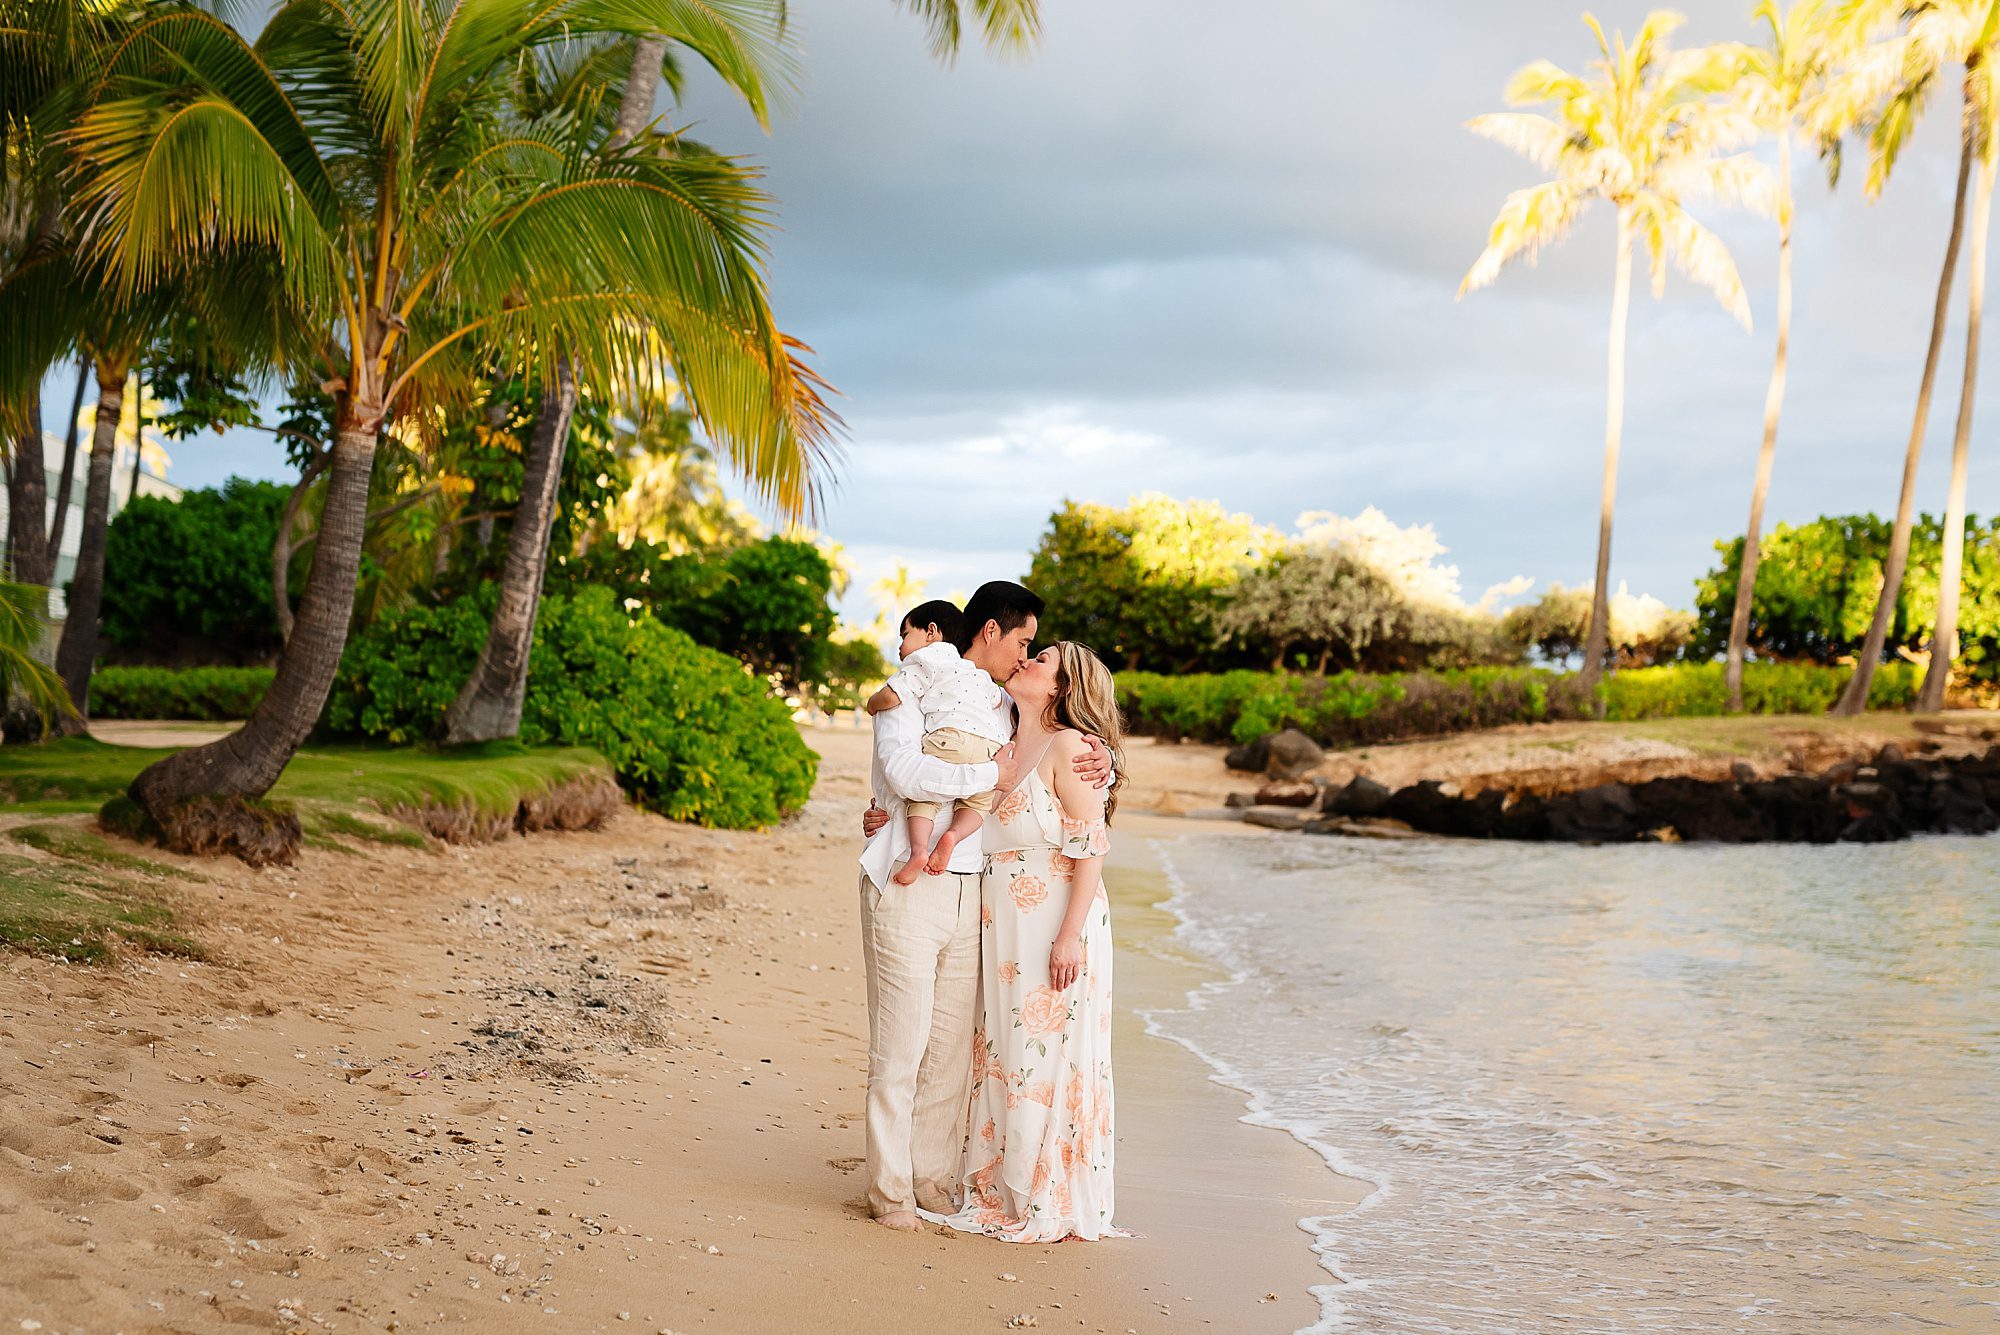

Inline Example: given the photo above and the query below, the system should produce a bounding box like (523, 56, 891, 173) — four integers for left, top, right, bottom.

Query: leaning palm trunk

(443, 359, 576, 744)
(129, 404, 381, 809)
(442, 40, 667, 745)
(1835, 92, 1977, 715)
(51, 359, 127, 734)
(47, 358, 89, 559)
(1919, 130, 1998, 711)
(1726, 137, 1795, 714)
(1582, 212, 1636, 691)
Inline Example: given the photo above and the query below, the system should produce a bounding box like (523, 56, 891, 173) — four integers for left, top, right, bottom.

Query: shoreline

(1, 727, 1365, 1334)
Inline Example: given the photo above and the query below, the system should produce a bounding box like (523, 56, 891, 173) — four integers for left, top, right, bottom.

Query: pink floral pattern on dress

(932, 763, 1123, 1244)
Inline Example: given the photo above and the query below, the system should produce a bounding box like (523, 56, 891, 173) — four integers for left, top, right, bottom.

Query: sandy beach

(1, 725, 1365, 1335)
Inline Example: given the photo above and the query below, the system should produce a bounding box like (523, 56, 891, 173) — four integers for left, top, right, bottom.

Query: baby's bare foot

(890, 859, 922, 887)
(924, 830, 960, 875)
(874, 1210, 922, 1233)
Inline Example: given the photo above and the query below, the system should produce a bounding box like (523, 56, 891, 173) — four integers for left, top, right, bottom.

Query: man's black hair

(900, 599, 964, 645)
(956, 580, 1044, 653)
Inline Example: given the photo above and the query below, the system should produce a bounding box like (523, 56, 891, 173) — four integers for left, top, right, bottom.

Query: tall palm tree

(871, 561, 926, 637)
(68, 0, 836, 817)
(1917, 3, 2000, 709)
(1460, 10, 1770, 689)
(1831, 1, 2000, 714)
(1720, 1, 1885, 712)
(445, 0, 1041, 742)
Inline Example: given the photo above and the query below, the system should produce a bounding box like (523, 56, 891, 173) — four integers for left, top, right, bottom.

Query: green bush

(89, 666, 276, 720)
(99, 478, 287, 663)
(1598, 661, 1921, 720)
(1119, 661, 1917, 748)
(324, 585, 816, 828)
(555, 535, 837, 686)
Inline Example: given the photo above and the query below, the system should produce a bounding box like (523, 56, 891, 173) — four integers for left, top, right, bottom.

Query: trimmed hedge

(1118, 661, 1924, 748)
(90, 666, 275, 721)
(322, 584, 816, 829)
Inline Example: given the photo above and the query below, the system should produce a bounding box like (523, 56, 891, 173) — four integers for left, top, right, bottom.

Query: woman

(929, 640, 1127, 1243)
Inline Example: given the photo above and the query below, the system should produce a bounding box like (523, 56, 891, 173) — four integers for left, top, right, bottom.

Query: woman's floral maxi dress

(932, 765, 1123, 1243)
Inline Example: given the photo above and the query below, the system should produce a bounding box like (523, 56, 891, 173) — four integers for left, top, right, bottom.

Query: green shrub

(555, 535, 836, 687)
(323, 585, 815, 828)
(1599, 661, 1920, 720)
(90, 666, 275, 720)
(1119, 662, 1913, 748)
(99, 478, 287, 663)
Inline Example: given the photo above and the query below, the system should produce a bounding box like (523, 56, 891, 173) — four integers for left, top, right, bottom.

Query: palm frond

(1459, 180, 1588, 295)
(0, 580, 73, 730)
(892, 0, 1041, 61)
(1635, 192, 1752, 327)
(1464, 112, 1576, 171)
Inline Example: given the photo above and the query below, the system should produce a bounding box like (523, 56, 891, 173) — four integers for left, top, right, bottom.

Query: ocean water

(1144, 832, 2000, 1334)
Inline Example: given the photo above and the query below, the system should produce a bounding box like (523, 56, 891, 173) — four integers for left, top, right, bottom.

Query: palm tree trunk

(47, 357, 89, 560)
(51, 358, 128, 734)
(124, 360, 145, 507)
(443, 357, 576, 744)
(1726, 136, 1794, 714)
(440, 38, 669, 745)
(1918, 137, 1998, 711)
(1834, 94, 1977, 715)
(127, 402, 382, 812)
(1582, 213, 1635, 693)
(6, 388, 51, 587)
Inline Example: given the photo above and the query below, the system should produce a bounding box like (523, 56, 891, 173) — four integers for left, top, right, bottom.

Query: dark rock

(1304, 816, 1422, 839)
(1498, 791, 1552, 841)
(1223, 792, 1257, 809)
(1629, 777, 1773, 843)
(1254, 780, 1321, 808)
(1546, 783, 1640, 843)
(1240, 807, 1313, 831)
(1384, 781, 1498, 839)
(1224, 735, 1271, 774)
(1264, 729, 1326, 781)
(1840, 809, 1910, 842)
(1821, 760, 1862, 787)
(1327, 776, 1392, 818)
(1873, 742, 1907, 767)
(1935, 773, 1999, 835)
(1730, 761, 1758, 784)
(1743, 777, 1842, 844)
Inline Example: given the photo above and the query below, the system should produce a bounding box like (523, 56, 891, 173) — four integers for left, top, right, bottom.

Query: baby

(867, 601, 1010, 885)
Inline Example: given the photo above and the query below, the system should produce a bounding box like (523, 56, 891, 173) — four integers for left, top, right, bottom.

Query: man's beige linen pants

(858, 868, 980, 1217)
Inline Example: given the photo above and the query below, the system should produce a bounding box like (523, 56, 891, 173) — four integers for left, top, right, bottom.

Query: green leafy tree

(99, 479, 288, 665)
(1460, 10, 1771, 690)
(66, 0, 836, 819)
(1027, 494, 1278, 672)
(1216, 546, 1405, 673)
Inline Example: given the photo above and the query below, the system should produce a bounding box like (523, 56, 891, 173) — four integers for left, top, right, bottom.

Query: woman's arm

(1048, 731, 1109, 991)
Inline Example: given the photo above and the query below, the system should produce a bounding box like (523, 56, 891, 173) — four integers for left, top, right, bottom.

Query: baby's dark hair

(901, 599, 964, 644)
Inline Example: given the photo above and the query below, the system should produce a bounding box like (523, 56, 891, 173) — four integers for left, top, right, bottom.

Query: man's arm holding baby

(872, 688, 1017, 807)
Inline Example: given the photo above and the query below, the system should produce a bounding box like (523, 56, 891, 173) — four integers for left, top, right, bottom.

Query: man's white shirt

(860, 667, 1015, 889)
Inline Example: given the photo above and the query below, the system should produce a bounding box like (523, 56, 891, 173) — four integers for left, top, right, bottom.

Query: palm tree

(67, 0, 836, 818)
(1460, 10, 1770, 689)
(1916, 4, 2000, 710)
(1720, 1, 1885, 713)
(445, 0, 1041, 742)
(871, 561, 927, 639)
(1831, 2, 2000, 714)
(0, 580, 71, 733)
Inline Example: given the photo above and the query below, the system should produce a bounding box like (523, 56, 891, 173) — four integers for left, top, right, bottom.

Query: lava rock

(1326, 776, 1392, 818)
(1254, 780, 1322, 807)
(1263, 729, 1327, 782)
(1223, 736, 1271, 774)
(1546, 783, 1640, 843)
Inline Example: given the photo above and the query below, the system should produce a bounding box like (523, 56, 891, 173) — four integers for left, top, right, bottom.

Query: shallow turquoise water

(1146, 833, 2000, 1333)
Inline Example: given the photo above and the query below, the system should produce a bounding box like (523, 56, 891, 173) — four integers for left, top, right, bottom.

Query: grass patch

(302, 808, 429, 850)
(5, 822, 202, 880)
(0, 738, 144, 813)
(0, 852, 201, 963)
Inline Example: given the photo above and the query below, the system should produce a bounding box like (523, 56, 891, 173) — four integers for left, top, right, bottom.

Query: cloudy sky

(141, 0, 1987, 630)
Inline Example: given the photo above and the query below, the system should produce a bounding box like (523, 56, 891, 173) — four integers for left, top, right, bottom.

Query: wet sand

(1, 725, 1362, 1334)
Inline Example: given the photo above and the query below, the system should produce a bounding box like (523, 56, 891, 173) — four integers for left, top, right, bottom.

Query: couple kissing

(856, 580, 1128, 1243)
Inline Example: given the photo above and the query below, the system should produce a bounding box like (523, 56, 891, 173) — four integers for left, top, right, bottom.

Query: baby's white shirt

(895, 642, 1012, 744)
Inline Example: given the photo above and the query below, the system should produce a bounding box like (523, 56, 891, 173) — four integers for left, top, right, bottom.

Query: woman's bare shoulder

(1048, 728, 1088, 758)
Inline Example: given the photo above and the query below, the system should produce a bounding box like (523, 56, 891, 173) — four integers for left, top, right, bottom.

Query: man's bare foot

(924, 829, 960, 875)
(890, 858, 922, 887)
(874, 1210, 922, 1232)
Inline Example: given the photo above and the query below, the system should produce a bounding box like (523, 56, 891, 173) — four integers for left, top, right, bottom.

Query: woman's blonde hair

(1044, 641, 1127, 823)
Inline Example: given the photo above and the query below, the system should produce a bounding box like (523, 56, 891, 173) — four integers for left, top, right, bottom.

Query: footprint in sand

(826, 1156, 863, 1173)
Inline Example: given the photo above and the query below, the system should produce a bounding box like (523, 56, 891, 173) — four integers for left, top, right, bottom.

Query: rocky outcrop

(1296, 745, 2000, 845)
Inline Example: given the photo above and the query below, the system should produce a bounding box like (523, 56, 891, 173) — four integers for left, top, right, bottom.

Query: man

(856, 580, 1108, 1231)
